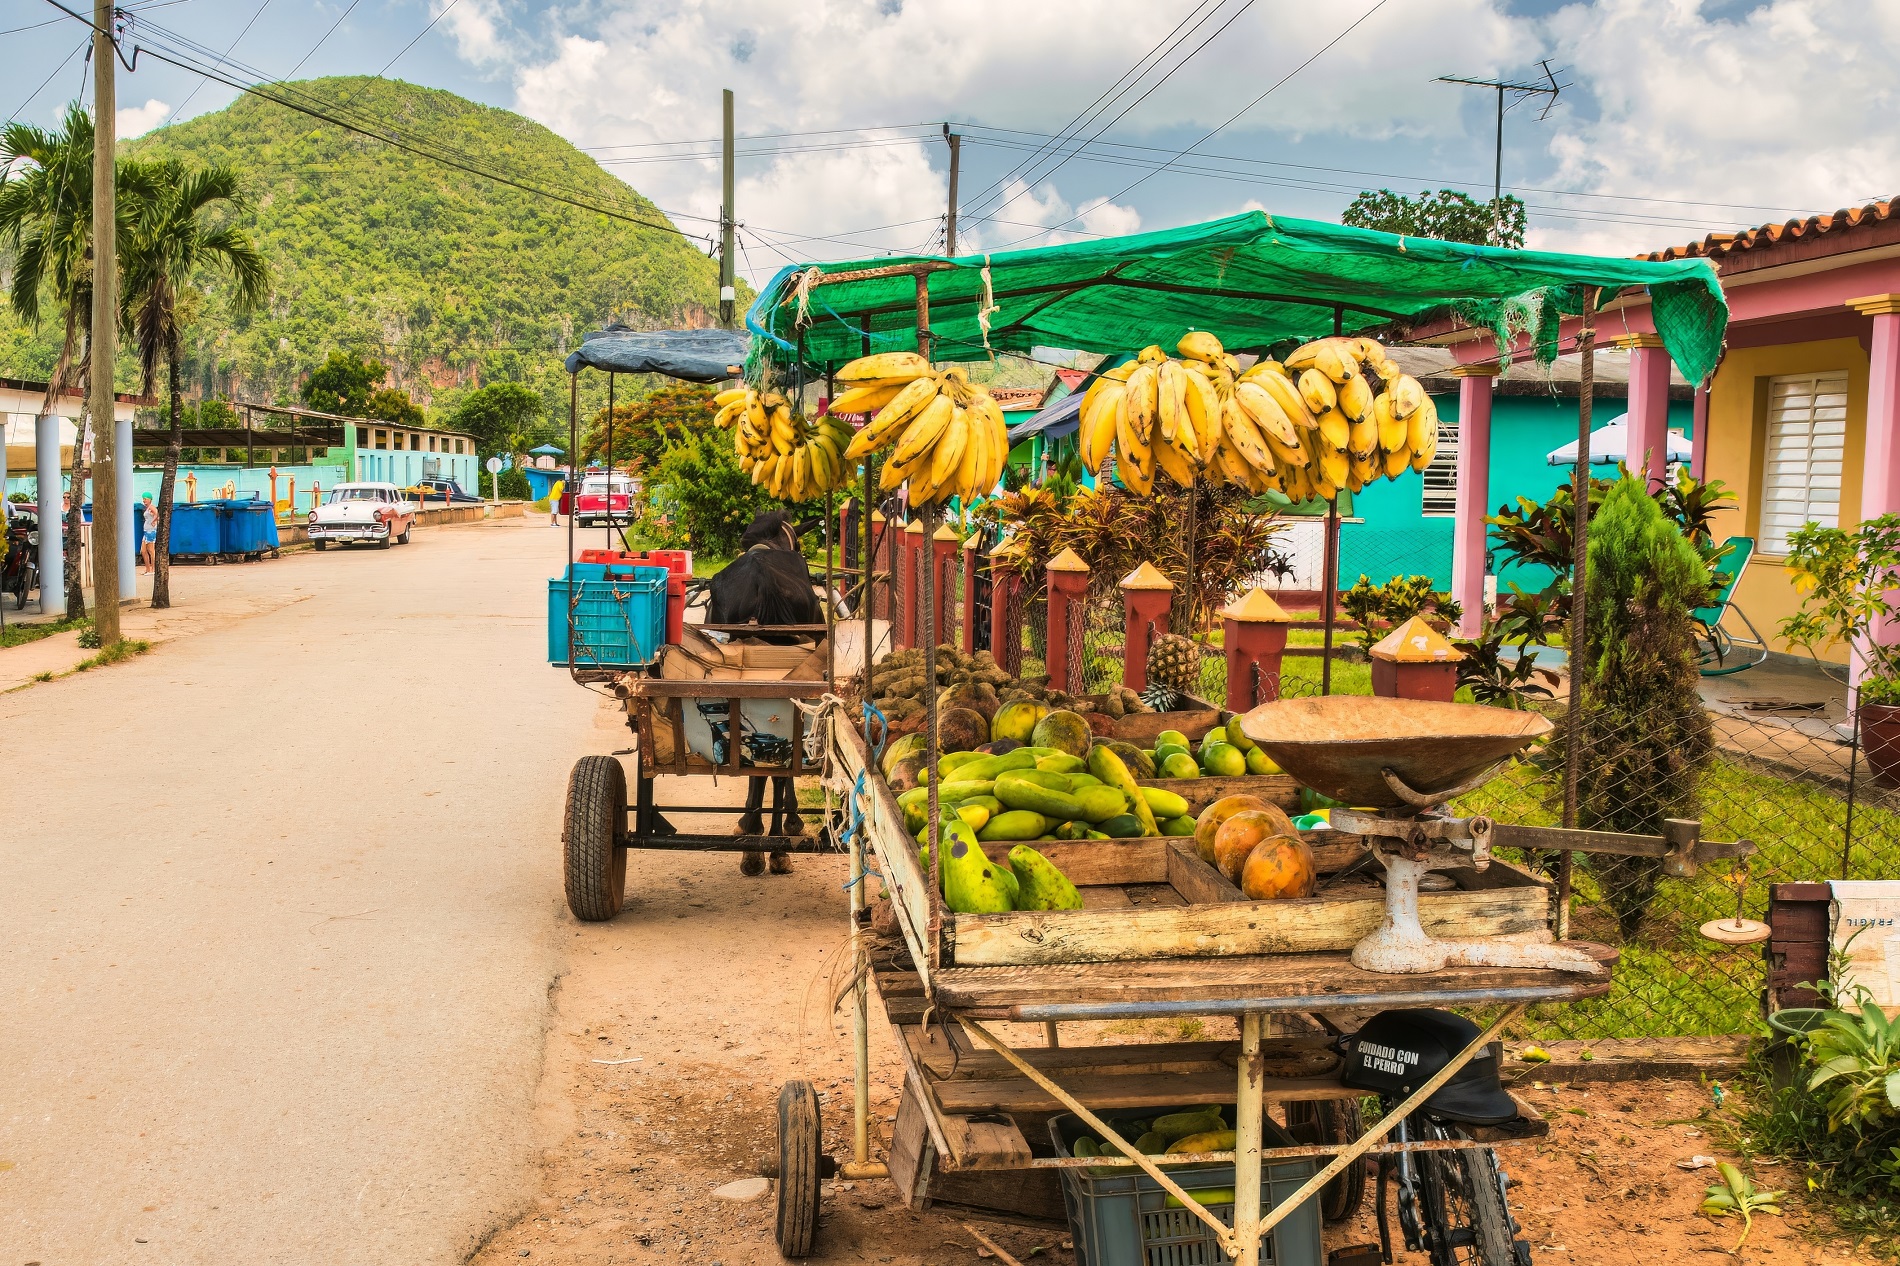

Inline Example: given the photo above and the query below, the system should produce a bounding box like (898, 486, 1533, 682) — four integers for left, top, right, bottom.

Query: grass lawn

(0, 616, 88, 650)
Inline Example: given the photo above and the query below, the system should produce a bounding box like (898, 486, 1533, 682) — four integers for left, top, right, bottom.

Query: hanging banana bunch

(1081, 329, 1436, 503)
(831, 352, 1009, 506)
(712, 386, 856, 502)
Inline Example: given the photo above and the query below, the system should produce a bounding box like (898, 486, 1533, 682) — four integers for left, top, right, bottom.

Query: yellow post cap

(1369, 615, 1465, 663)
(1046, 546, 1091, 572)
(988, 536, 1022, 558)
(904, 519, 925, 534)
(933, 523, 960, 541)
(1120, 561, 1175, 591)
(1221, 588, 1293, 623)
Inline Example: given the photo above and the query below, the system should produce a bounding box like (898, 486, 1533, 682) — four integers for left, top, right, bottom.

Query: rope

(792, 266, 827, 328)
(976, 255, 1000, 353)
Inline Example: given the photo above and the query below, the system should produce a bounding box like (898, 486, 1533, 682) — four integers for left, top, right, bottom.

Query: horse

(704, 510, 822, 875)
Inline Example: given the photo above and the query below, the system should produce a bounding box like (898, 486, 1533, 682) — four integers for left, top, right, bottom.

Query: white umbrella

(1546, 412, 1693, 466)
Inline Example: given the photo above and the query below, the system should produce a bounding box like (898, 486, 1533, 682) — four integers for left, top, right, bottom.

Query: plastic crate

(1048, 1110, 1322, 1266)
(548, 563, 668, 668)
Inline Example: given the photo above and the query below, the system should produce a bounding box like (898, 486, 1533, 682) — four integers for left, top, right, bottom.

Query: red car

(573, 473, 636, 527)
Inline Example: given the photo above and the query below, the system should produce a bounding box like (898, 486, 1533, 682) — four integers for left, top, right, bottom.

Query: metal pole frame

(604, 372, 616, 552)
(1558, 290, 1598, 939)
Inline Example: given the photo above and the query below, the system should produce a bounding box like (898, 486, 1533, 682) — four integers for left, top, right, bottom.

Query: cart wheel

(563, 755, 627, 921)
(1286, 1098, 1366, 1223)
(775, 1080, 824, 1257)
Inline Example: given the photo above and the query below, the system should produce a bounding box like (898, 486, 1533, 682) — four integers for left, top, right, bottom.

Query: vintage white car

(307, 482, 418, 550)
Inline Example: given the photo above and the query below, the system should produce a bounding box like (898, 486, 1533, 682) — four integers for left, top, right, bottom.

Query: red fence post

(1369, 615, 1464, 702)
(901, 518, 923, 650)
(989, 538, 1021, 675)
(1045, 547, 1090, 694)
(869, 509, 888, 625)
(1120, 562, 1175, 692)
(1221, 588, 1293, 713)
(931, 523, 959, 649)
(961, 533, 980, 656)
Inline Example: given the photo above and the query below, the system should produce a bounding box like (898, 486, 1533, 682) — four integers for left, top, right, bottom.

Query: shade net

(746, 210, 1727, 386)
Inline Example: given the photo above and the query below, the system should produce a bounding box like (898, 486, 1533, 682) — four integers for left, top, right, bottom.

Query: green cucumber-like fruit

(1073, 784, 1132, 823)
(1160, 814, 1197, 836)
(1087, 744, 1158, 835)
(976, 809, 1051, 842)
(1035, 752, 1087, 774)
(993, 773, 1086, 820)
(1097, 814, 1143, 838)
(1150, 1110, 1225, 1141)
(1140, 785, 1192, 820)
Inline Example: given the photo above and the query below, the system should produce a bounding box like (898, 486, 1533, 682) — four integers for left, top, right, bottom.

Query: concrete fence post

(901, 518, 923, 650)
(961, 533, 980, 656)
(989, 537, 1022, 676)
(1120, 561, 1175, 692)
(1369, 615, 1464, 702)
(1221, 588, 1293, 714)
(1044, 547, 1090, 694)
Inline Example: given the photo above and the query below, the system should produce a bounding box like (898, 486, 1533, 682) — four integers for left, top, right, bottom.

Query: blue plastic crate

(548, 563, 668, 668)
(1049, 1110, 1322, 1266)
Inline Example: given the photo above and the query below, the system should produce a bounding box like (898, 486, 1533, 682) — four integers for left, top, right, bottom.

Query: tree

(120, 158, 268, 609)
(0, 102, 162, 616)
(636, 426, 804, 559)
(365, 385, 423, 427)
(582, 383, 712, 471)
(299, 350, 382, 415)
(1342, 188, 1527, 248)
(448, 381, 544, 456)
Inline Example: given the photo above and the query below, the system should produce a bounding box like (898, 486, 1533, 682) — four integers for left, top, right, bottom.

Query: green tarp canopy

(745, 210, 1728, 386)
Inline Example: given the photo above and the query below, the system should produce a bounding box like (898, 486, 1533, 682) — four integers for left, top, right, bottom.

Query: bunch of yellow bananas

(713, 387, 855, 502)
(833, 352, 1009, 505)
(1076, 331, 1436, 503)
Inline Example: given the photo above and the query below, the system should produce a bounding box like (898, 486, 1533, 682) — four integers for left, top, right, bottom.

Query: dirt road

(1, 517, 596, 1263)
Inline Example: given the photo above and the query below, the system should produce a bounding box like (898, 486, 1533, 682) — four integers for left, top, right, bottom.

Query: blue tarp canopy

(1007, 391, 1084, 443)
(564, 328, 749, 382)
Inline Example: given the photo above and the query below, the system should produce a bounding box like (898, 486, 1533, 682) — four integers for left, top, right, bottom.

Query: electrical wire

(5, 36, 88, 125)
(159, 0, 274, 126)
(280, 0, 362, 81)
(360, 0, 458, 84)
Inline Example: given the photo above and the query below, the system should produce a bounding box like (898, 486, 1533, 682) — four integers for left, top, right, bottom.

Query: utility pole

(90, 0, 121, 643)
(1436, 61, 1563, 245)
(942, 124, 961, 257)
(719, 88, 735, 328)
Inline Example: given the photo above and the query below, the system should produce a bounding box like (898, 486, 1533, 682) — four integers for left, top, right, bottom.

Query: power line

(281, 0, 362, 81)
(363, 0, 459, 83)
(159, 0, 274, 127)
(4, 36, 88, 125)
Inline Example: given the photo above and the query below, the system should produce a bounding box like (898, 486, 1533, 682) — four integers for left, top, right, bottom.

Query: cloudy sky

(3, 0, 1894, 286)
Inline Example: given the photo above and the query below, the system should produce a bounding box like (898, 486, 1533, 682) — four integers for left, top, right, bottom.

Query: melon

(1240, 833, 1318, 900)
(881, 732, 927, 778)
(1031, 709, 1093, 757)
(1105, 741, 1156, 779)
(1212, 805, 1300, 883)
(1192, 794, 1272, 865)
(889, 755, 926, 792)
(992, 700, 1049, 744)
(939, 680, 1000, 721)
(938, 707, 992, 753)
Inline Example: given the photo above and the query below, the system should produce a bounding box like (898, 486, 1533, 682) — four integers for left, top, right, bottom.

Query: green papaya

(1004, 768, 1076, 791)
(1088, 744, 1158, 835)
(939, 750, 988, 777)
(880, 732, 926, 778)
(1097, 814, 1142, 838)
(1160, 814, 1197, 836)
(941, 823, 1016, 913)
(1140, 786, 1192, 820)
(1007, 845, 1084, 910)
(1073, 784, 1132, 823)
(1104, 741, 1156, 779)
(1066, 772, 1103, 789)
(993, 773, 1086, 820)
(938, 779, 996, 801)
(1150, 1110, 1225, 1141)
(1031, 709, 1093, 757)
(1134, 1131, 1170, 1155)
(1035, 752, 1088, 774)
(954, 802, 992, 833)
(1165, 1188, 1235, 1208)
(991, 700, 1049, 744)
(949, 749, 1042, 784)
(977, 809, 1051, 842)
(1072, 1136, 1101, 1158)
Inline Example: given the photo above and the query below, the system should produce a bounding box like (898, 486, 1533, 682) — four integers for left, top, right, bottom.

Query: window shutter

(1761, 372, 1848, 553)
(1421, 418, 1459, 516)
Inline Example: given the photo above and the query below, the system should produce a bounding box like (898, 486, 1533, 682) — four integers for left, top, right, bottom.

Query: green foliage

(582, 383, 714, 471)
(1341, 187, 1527, 248)
(449, 381, 548, 456)
(301, 350, 383, 415)
(1697, 1161, 1783, 1252)
(365, 385, 423, 427)
(1339, 574, 1462, 650)
(1547, 477, 1714, 936)
(496, 465, 531, 501)
(1780, 513, 1900, 691)
(637, 427, 802, 558)
(1807, 989, 1900, 1133)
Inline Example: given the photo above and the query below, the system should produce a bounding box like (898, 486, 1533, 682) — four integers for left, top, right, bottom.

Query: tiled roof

(1639, 196, 1900, 263)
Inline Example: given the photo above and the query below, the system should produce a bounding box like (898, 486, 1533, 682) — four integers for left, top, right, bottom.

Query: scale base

(1353, 852, 1606, 976)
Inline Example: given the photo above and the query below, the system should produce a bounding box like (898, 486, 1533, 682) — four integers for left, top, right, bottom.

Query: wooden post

(931, 523, 959, 650)
(1369, 615, 1464, 702)
(902, 518, 924, 650)
(989, 537, 1021, 675)
(1221, 588, 1293, 714)
(1119, 561, 1174, 692)
(961, 533, 979, 655)
(1044, 547, 1089, 692)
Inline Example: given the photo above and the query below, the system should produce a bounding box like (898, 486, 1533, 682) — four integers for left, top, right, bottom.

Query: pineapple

(1142, 633, 1202, 712)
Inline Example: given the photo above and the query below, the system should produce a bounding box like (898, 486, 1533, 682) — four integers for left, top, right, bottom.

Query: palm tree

(120, 159, 268, 608)
(0, 103, 162, 615)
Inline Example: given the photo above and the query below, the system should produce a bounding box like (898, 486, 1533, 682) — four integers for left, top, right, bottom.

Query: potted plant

(1781, 514, 1900, 785)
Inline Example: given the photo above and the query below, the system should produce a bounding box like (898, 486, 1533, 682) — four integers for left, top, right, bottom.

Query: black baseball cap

(1340, 1009, 1519, 1125)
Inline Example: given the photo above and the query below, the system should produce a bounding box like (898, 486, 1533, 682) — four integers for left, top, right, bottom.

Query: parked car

(307, 482, 417, 550)
(573, 472, 636, 528)
(403, 475, 482, 505)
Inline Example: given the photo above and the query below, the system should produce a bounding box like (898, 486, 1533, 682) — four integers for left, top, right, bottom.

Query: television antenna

(1436, 60, 1567, 244)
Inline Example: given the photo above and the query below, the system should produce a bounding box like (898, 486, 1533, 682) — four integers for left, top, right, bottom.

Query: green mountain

(0, 76, 732, 426)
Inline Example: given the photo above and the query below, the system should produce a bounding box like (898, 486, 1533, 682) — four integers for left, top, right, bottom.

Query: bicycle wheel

(1414, 1132, 1521, 1266)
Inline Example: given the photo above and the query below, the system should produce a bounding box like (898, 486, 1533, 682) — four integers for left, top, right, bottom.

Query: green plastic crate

(1048, 1110, 1322, 1266)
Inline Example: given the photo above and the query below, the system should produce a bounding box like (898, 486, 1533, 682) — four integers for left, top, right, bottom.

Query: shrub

(496, 466, 531, 501)
(637, 428, 807, 559)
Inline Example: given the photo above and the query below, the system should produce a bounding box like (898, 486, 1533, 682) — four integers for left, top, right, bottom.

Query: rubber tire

(398, 525, 412, 544)
(563, 755, 627, 921)
(1286, 1098, 1366, 1224)
(378, 533, 392, 549)
(313, 540, 328, 551)
(1418, 1141, 1517, 1266)
(775, 1080, 824, 1257)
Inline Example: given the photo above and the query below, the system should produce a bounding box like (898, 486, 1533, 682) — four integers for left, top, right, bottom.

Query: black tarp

(564, 327, 749, 382)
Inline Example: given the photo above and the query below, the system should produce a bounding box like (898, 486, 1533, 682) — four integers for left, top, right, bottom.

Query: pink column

(1848, 295, 1900, 695)
(961, 536, 980, 656)
(1690, 384, 1710, 481)
(1450, 366, 1498, 638)
(1620, 335, 1673, 490)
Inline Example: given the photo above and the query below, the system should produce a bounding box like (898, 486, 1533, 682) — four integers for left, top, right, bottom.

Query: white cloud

(438, 0, 506, 63)
(1528, 0, 1900, 255)
(116, 99, 171, 139)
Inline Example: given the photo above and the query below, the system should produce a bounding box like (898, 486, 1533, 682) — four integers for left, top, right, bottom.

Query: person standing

(138, 493, 157, 574)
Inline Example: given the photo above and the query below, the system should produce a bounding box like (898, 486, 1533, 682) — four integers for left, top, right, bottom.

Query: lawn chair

(1695, 536, 1769, 676)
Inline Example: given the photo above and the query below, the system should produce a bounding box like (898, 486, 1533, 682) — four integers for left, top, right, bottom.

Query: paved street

(2, 517, 600, 1263)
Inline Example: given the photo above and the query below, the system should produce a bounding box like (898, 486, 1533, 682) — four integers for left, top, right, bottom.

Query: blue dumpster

(167, 502, 223, 558)
(218, 498, 280, 558)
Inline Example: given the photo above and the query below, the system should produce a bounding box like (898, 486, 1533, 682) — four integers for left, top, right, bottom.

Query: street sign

(485, 457, 502, 473)
(486, 456, 502, 504)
